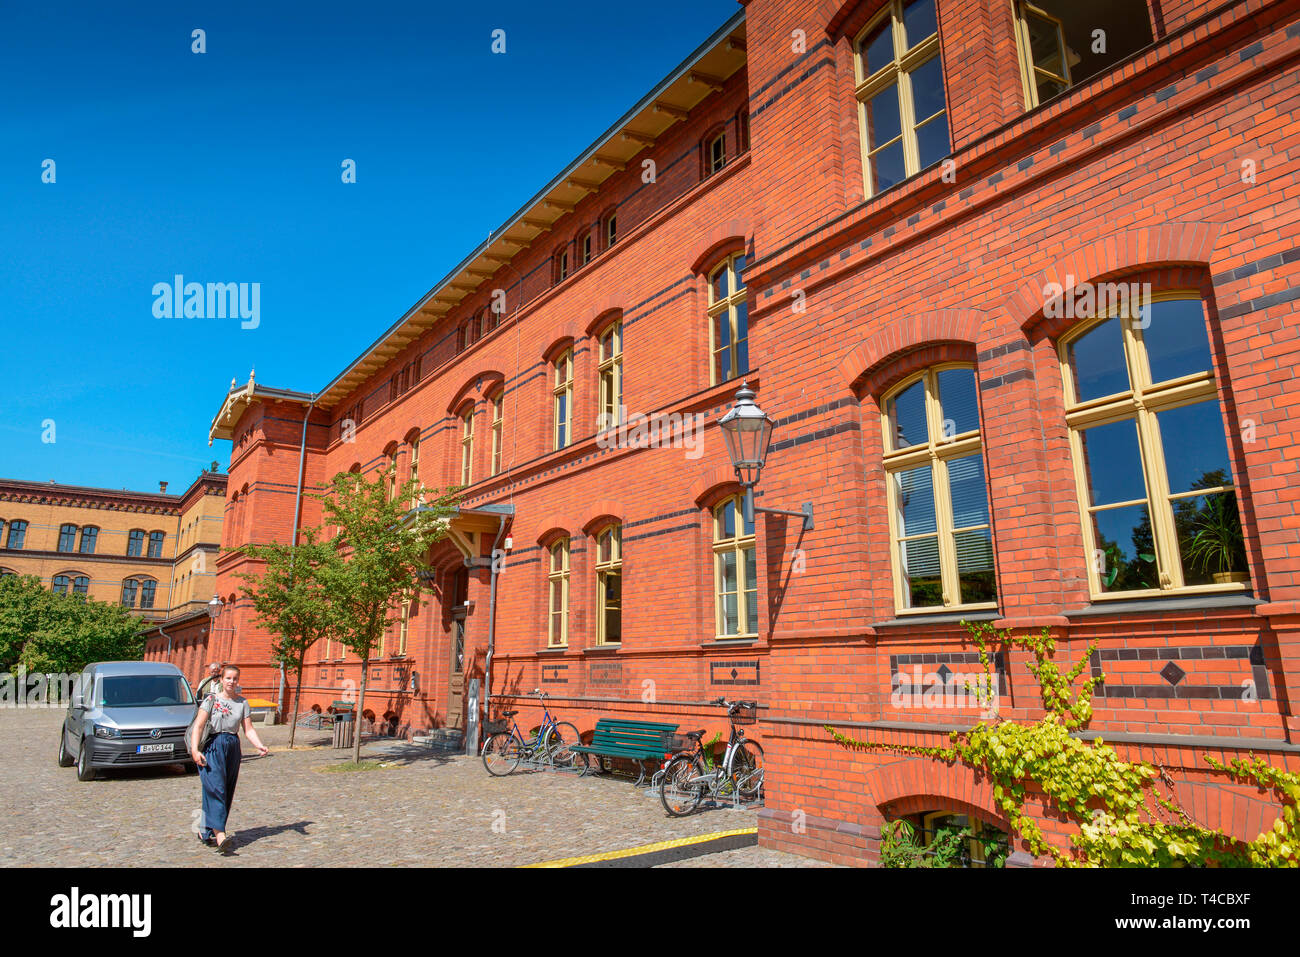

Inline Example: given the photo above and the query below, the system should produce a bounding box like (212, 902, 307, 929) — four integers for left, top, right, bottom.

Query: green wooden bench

(569, 718, 680, 784)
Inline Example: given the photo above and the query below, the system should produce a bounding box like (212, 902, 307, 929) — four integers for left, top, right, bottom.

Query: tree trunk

(289, 659, 304, 750)
(352, 646, 370, 764)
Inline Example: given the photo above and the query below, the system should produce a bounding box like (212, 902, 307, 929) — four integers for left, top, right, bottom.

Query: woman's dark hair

(221, 664, 241, 677)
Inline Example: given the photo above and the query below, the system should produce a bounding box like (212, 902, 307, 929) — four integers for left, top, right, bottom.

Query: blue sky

(0, 0, 738, 492)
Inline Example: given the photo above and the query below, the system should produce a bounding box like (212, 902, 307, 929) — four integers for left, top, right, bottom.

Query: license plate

(136, 744, 173, 754)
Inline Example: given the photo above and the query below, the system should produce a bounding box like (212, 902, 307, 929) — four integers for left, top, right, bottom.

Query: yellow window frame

(597, 319, 623, 430)
(707, 253, 748, 386)
(553, 348, 574, 449)
(548, 538, 570, 648)
(712, 495, 757, 639)
(595, 524, 622, 646)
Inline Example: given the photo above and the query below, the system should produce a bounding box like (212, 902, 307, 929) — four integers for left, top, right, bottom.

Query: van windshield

(98, 675, 195, 707)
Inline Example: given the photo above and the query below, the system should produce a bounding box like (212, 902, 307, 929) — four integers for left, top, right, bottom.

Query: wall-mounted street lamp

(207, 594, 223, 621)
(718, 382, 813, 532)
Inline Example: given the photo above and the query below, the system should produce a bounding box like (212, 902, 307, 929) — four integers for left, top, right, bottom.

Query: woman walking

(189, 664, 269, 852)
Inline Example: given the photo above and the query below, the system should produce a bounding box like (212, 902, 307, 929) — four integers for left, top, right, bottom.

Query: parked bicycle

(481, 689, 582, 775)
(659, 697, 763, 815)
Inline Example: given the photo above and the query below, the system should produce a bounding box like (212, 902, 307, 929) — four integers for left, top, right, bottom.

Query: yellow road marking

(520, 827, 758, 868)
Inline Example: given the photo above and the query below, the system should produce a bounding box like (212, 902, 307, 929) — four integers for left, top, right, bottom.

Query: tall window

(553, 348, 574, 449)
(127, 529, 145, 557)
(707, 131, 726, 175)
(73, 575, 89, 595)
(713, 495, 757, 638)
(597, 319, 623, 430)
(387, 447, 399, 501)
(79, 526, 98, 554)
(53, 575, 71, 594)
(548, 538, 570, 648)
(555, 248, 570, 284)
(854, 0, 948, 197)
(120, 579, 139, 608)
(4, 520, 24, 549)
(1061, 294, 1249, 597)
(580, 233, 592, 267)
(596, 525, 622, 645)
(140, 579, 157, 609)
(883, 365, 996, 611)
(708, 253, 749, 384)
(58, 524, 77, 552)
(1013, 1, 1153, 109)
(605, 212, 618, 249)
(460, 404, 475, 486)
(398, 600, 411, 656)
(147, 531, 165, 558)
(490, 390, 504, 475)
(408, 434, 422, 507)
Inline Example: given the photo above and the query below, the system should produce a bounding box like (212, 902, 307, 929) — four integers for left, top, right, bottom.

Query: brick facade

(211, 0, 1300, 864)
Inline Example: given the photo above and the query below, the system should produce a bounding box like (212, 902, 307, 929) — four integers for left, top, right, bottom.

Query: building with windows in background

(202, 0, 1300, 865)
(0, 470, 227, 670)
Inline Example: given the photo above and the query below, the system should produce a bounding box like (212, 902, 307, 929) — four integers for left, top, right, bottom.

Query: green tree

(317, 468, 458, 763)
(233, 529, 343, 749)
(0, 574, 144, 674)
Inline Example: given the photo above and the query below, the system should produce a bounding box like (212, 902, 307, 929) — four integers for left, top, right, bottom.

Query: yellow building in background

(0, 468, 227, 628)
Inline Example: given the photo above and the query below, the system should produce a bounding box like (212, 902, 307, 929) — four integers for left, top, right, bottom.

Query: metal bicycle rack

(647, 766, 766, 811)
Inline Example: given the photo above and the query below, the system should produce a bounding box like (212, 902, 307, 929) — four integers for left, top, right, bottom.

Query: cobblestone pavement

(1, 709, 832, 867)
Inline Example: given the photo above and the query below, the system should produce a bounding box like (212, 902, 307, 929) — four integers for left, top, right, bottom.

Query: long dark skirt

(199, 732, 241, 839)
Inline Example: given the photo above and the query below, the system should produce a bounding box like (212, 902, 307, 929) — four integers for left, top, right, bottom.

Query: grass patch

(317, 760, 393, 774)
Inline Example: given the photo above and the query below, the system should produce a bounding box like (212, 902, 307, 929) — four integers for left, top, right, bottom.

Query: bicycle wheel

(731, 739, 765, 801)
(544, 722, 583, 769)
(482, 732, 522, 776)
(660, 754, 707, 817)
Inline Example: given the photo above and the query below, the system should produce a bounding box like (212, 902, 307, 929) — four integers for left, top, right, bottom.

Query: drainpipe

(482, 514, 509, 721)
(157, 623, 172, 664)
(283, 396, 317, 720)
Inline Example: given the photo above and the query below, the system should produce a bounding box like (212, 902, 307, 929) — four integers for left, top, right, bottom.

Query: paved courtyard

(0, 708, 833, 867)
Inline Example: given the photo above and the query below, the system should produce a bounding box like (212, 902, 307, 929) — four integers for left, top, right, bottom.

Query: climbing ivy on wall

(826, 621, 1299, 867)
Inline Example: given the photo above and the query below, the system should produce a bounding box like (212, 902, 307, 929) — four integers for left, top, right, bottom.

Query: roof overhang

(208, 375, 316, 443)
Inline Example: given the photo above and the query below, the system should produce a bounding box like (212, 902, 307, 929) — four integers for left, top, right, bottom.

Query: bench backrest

(590, 718, 678, 751)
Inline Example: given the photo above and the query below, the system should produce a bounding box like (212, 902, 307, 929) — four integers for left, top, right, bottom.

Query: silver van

(57, 661, 198, 781)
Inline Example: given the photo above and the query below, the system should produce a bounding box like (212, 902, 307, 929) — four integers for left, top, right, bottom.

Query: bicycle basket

(661, 732, 695, 753)
(482, 719, 509, 735)
(730, 703, 757, 725)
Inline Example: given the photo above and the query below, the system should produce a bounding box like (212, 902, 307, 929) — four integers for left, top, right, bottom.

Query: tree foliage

(0, 574, 145, 673)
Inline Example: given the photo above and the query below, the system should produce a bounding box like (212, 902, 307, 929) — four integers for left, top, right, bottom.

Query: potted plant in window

(1185, 492, 1248, 585)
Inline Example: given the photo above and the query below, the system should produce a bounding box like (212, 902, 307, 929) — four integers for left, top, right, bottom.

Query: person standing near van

(195, 662, 222, 699)
(189, 664, 269, 852)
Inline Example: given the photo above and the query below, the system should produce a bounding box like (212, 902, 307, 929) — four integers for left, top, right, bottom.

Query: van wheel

(56, 729, 74, 768)
(75, 738, 97, 781)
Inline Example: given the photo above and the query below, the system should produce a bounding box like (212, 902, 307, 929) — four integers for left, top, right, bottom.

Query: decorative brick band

(710, 660, 760, 686)
(1089, 643, 1270, 700)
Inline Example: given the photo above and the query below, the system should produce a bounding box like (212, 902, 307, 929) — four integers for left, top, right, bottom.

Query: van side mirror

(70, 693, 84, 710)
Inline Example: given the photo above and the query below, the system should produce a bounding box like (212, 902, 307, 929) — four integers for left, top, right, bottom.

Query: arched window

(53, 574, 71, 594)
(704, 129, 726, 176)
(554, 246, 570, 285)
(140, 579, 157, 609)
(73, 575, 89, 595)
(127, 529, 145, 557)
(604, 210, 618, 250)
(579, 230, 593, 268)
(853, 0, 947, 197)
(6, 520, 27, 549)
(58, 524, 78, 552)
(547, 538, 570, 648)
(460, 404, 475, 486)
(120, 579, 139, 608)
(713, 495, 757, 638)
(1060, 294, 1248, 596)
(597, 318, 623, 431)
(79, 526, 98, 554)
(553, 347, 574, 449)
(398, 600, 411, 656)
(147, 531, 165, 559)
(385, 444, 400, 502)
(708, 252, 749, 384)
(489, 389, 505, 476)
(595, 524, 622, 646)
(882, 365, 995, 611)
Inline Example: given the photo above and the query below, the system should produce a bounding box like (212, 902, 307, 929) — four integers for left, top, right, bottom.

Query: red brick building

(206, 0, 1300, 865)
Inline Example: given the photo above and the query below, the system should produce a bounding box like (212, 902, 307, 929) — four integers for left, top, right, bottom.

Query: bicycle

(480, 689, 582, 775)
(659, 697, 764, 816)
